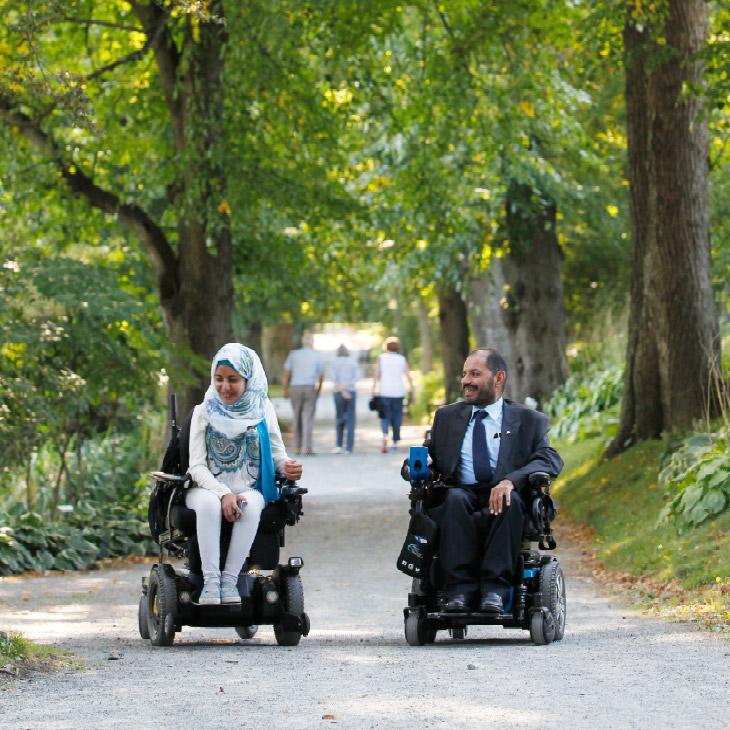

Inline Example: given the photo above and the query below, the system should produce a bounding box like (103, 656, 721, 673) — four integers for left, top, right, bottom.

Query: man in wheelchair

(404, 348, 563, 616)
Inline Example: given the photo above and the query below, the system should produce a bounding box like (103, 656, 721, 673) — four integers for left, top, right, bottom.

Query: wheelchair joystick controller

(408, 446, 430, 485)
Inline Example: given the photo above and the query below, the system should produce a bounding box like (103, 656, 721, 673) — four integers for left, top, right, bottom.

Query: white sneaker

(221, 580, 241, 604)
(198, 581, 221, 605)
(331, 446, 343, 454)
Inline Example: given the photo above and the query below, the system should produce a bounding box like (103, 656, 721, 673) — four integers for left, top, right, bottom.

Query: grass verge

(554, 437, 730, 633)
(0, 631, 82, 680)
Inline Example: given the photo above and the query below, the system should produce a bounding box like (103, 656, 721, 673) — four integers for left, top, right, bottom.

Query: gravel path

(1, 395, 728, 729)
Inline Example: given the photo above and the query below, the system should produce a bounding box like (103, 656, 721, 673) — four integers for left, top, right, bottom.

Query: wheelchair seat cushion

(258, 501, 287, 533)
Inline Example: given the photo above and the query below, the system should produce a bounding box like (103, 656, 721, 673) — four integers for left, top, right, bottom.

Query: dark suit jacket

(426, 399, 563, 491)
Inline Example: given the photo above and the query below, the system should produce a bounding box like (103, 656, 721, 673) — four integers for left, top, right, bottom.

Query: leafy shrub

(0, 418, 160, 576)
(409, 368, 445, 425)
(658, 430, 730, 530)
(544, 365, 623, 442)
(0, 500, 154, 576)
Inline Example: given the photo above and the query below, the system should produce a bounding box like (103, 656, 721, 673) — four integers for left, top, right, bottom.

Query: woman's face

(214, 364, 247, 404)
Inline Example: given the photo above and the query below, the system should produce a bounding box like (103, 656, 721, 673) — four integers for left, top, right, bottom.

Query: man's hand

(283, 458, 303, 481)
(489, 479, 515, 515)
(221, 493, 243, 523)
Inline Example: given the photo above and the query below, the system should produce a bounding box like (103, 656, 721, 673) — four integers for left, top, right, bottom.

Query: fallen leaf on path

(322, 714, 336, 720)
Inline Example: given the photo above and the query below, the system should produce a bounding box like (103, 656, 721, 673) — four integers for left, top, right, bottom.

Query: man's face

(461, 354, 503, 406)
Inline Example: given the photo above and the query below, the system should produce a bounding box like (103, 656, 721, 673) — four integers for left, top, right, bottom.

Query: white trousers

(185, 486, 265, 584)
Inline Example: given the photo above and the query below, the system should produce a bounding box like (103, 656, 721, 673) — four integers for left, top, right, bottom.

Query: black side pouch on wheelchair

(396, 512, 437, 578)
(148, 481, 179, 541)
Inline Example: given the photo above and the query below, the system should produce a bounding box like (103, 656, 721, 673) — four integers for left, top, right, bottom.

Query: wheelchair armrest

(528, 471, 551, 488)
(280, 485, 308, 498)
(150, 471, 191, 485)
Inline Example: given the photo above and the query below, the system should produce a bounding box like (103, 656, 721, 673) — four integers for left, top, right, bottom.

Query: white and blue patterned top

(188, 343, 288, 499)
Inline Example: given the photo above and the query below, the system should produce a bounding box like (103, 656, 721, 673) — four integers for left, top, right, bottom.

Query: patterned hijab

(203, 343, 268, 439)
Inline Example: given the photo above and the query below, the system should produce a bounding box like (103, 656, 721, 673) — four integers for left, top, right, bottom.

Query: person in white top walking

(372, 336, 414, 453)
(330, 344, 360, 453)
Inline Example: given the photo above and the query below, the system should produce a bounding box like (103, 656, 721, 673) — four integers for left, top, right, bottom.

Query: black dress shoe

(444, 594, 471, 612)
(479, 592, 504, 613)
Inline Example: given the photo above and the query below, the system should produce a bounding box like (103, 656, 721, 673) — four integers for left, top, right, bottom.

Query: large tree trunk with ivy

(470, 184, 567, 407)
(609, 1, 721, 454)
(438, 287, 470, 403)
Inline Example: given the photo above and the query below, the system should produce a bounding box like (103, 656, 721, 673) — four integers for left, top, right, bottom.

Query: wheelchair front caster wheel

(235, 625, 258, 640)
(449, 627, 467, 640)
(147, 566, 177, 647)
(540, 560, 566, 641)
(405, 613, 436, 646)
(274, 575, 305, 646)
(138, 594, 150, 640)
(530, 610, 556, 645)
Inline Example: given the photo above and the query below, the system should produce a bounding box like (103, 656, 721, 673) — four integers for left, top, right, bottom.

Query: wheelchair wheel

(147, 566, 177, 647)
(235, 625, 259, 640)
(405, 612, 436, 646)
(530, 610, 556, 645)
(449, 627, 467, 640)
(138, 594, 150, 640)
(540, 560, 566, 641)
(274, 575, 304, 646)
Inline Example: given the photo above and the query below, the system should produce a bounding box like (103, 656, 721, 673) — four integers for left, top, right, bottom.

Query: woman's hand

(282, 459, 303, 481)
(221, 492, 244, 523)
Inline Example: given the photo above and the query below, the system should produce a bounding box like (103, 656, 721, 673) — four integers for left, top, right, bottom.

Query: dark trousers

(379, 396, 404, 442)
(334, 391, 356, 451)
(431, 486, 525, 595)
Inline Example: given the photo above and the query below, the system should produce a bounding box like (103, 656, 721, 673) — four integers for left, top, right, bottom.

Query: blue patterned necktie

(472, 410, 493, 484)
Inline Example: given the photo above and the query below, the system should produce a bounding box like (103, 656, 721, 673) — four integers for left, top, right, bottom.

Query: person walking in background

(331, 344, 360, 454)
(372, 336, 414, 453)
(282, 332, 324, 456)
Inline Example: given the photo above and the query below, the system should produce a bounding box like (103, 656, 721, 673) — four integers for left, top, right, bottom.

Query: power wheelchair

(401, 453, 565, 646)
(137, 398, 310, 647)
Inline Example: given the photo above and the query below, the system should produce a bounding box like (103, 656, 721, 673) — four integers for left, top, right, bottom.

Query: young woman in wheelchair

(186, 342, 302, 606)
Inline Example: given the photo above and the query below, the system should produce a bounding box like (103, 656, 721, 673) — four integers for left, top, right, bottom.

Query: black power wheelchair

(401, 459, 565, 646)
(137, 397, 310, 647)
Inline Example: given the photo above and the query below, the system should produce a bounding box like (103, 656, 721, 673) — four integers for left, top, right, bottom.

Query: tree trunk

(470, 183, 567, 407)
(609, 0, 721, 453)
(417, 296, 433, 374)
(262, 322, 296, 384)
(608, 20, 662, 454)
(0, 6, 235, 421)
(438, 287, 470, 403)
(469, 255, 513, 364)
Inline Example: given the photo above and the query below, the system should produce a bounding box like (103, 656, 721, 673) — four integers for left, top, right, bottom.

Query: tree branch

(83, 20, 162, 83)
(128, 0, 184, 150)
(0, 94, 179, 300)
(61, 16, 143, 32)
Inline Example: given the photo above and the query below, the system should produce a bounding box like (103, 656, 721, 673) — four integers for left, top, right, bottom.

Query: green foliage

(409, 367, 445, 425)
(0, 630, 81, 671)
(544, 365, 623, 442)
(554, 437, 729, 630)
(658, 430, 730, 530)
(0, 409, 160, 576)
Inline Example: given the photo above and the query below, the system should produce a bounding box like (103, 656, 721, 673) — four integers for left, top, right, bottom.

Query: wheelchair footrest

(426, 611, 515, 623)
